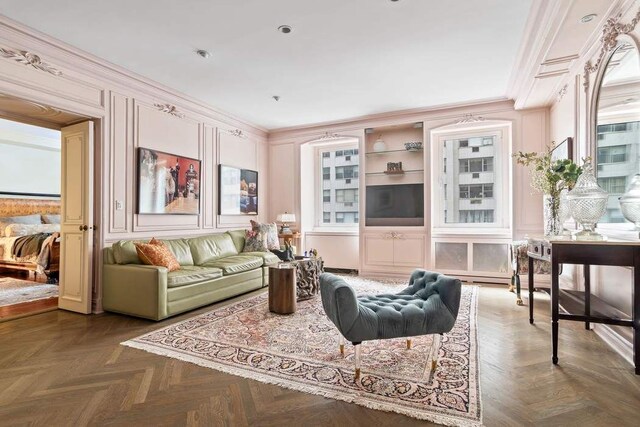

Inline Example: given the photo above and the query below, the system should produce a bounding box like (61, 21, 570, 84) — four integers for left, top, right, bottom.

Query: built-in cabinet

(362, 231, 426, 272)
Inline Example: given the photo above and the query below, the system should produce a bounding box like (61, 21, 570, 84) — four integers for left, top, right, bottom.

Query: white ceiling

(0, 0, 532, 130)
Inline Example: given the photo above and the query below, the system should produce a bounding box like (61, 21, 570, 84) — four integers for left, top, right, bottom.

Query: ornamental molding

(583, 8, 640, 92)
(153, 103, 184, 118)
(0, 47, 62, 76)
(556, 84, 568, 102)
(316, 131, 342, 141)
(455, 113, 484, 124)
(227, 129, 247, 138)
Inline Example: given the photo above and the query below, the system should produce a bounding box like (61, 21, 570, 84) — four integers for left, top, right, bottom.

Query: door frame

(0, 91, 105, 313)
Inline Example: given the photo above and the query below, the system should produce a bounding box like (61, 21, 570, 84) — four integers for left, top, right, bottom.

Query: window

(336, 189, 358, 203)
(335, 165, 359, 179)
(459, 157, 493, 173)
(432, 124, 510, 232)
(317, 144, 360, 228)
(596, 121, 640, 223)
(598, 177, 626, 194)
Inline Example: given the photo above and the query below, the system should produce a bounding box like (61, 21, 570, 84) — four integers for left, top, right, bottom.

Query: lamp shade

(276, 213, 296, 223)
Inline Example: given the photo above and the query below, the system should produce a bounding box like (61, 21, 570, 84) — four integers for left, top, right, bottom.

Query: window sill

(307, 229, 359, 236)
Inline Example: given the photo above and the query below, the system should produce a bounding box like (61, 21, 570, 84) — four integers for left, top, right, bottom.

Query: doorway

(0, 94, 96, 321)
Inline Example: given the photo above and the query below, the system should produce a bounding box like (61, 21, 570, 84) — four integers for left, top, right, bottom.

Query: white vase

(373, 137, 386, 152)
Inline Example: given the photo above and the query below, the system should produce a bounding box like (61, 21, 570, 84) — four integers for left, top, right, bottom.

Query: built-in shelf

(365, 169, 424, 176)
(365, 148, 423, 155)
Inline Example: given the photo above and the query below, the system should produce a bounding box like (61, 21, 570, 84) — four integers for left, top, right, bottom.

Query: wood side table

(268, 266, 297, 314)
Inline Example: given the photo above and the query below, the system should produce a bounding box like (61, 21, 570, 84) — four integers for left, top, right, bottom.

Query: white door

(59, 121, 94, 313)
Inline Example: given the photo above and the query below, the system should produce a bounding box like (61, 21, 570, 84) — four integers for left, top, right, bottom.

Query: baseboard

(593, 324, 634, 366)
(324, 267, 358, 275)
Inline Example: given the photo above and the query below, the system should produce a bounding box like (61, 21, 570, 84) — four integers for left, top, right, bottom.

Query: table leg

(516, 273, 523, 306)
(584, 264, 591, 330)
(528, 256, 534, 324)
(634, 248, 640, 375)
(551, 254, 560, 365)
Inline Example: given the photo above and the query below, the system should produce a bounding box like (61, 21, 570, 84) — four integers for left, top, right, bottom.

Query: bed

(0, 198, 61, 283)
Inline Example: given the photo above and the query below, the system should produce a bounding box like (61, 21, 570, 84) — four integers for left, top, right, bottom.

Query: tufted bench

(320, 270, 462, 379)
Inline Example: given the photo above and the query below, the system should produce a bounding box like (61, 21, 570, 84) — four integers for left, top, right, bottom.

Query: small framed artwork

(551, 137, 574, 162)
(137, 147, 201, 215)
(218, 164, 258, 215)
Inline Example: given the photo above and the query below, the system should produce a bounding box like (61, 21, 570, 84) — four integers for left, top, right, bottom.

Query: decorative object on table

(309, 248, 318, 258)
(384, 161, 404, 175)
(275, 212, 295, 233)
(122, 275, 481, 425)
(372, 134, 386, 152)
(404, 141, 423, 151)
(250, 220, 280, 250)
(271, 241, 294, 262)
(514, 144, 583, 236)
(619, 174, 640, 230)
(566, 162, 608, 240)
(218, 164, 258, 215)
(137, 147, 201, 215)
(293, 257, 324, 300)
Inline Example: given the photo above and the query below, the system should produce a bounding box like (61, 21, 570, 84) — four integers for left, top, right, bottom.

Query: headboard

(0, 198, 61, 217)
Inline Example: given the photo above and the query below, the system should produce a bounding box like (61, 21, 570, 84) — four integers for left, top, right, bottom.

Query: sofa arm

(102, 264, 168, 320)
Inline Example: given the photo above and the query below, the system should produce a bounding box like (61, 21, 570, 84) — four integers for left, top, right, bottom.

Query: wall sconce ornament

(154, 103, 185, 118)
(0, 47, 62, 76)
(227, 129, 248, 138)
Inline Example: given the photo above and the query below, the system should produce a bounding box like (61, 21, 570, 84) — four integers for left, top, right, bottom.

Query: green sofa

(102, 230, 279, 320)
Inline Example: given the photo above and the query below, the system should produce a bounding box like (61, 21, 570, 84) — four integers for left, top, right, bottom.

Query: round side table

(268, 265, 297, 314)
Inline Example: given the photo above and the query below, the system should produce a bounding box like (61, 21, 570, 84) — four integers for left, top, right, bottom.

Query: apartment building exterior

(321, 148, 360, 224)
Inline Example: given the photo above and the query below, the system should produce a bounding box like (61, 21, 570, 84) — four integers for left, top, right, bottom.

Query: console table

(527, 237, 639, 375)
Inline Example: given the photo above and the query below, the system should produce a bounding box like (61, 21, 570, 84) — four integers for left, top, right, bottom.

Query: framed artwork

(218, 164, 258, 215)
(551, 137, 574, 162)
(137, 147, 201, 215)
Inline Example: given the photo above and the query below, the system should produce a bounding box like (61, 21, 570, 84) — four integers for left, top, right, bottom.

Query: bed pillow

(3, 223, 60, 237)
(249, 220, 279, 250)
(243, 230, 268, 252)
(0, 214, 42, 237)
(41, 214, 61, 224)
(134, 240, 180, 272)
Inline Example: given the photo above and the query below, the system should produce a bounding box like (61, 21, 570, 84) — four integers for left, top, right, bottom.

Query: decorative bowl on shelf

(619, 174, 640, 229)
(373, 135, 387, 152)
(404, 141, 423, 151)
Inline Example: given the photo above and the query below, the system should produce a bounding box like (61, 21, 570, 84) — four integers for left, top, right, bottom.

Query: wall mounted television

(365, 183, 424, 226)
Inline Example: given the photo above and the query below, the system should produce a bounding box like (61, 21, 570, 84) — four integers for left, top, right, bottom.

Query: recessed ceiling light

(277, 25, 292, 34)
(580, 14, 597, 23)
(272, 95, 280, 101)
(196, 49, 211, 59)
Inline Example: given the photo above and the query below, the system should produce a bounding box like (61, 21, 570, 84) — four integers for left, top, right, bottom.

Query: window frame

(430, 122, 512, 237)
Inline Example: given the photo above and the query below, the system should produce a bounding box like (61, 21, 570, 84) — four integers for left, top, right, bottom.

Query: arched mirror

(594, 40, 640, 223)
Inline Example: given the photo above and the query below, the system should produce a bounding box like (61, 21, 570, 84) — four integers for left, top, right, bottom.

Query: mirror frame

(586, 9, 640, 160)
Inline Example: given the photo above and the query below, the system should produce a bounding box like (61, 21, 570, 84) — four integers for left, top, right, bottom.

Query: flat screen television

(366, 184, 424, 226)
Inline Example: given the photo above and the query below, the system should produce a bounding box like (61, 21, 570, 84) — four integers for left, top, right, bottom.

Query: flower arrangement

(514, 144, 586, 235)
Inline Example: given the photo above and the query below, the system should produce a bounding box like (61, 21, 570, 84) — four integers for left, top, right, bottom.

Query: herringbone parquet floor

(0, 285, 638, 426)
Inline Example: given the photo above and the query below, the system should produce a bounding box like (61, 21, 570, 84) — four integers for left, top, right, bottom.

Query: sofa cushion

(226, 229, 247, 253)
(112, 240, 141, 265)
(167, 266, 223, 288)
(189, 234, 238, 265)
(243, 251, 280, 266)
(135, 241, 180, 272)
(203, 255, 263, 275)
(160, 238, 194, 266)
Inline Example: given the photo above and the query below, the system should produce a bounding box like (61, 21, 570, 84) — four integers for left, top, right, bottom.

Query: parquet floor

(0, 285, 638, 426)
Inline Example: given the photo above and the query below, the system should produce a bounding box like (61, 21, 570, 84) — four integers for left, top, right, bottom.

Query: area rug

(122, 276, 481, 426)
(0, 277, 58, 306)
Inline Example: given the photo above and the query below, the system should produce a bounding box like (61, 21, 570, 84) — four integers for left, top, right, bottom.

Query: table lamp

(276, 212, 296, 234)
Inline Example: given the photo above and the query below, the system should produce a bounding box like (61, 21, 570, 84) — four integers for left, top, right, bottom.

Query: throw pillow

(243, 230, 268, 252)
(134, 240, 180, 272)
(250, 220, 279, 250)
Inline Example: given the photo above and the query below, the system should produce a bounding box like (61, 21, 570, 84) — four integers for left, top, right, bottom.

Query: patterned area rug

(123, 276, 481, 426)
(0, 277, 58, 307)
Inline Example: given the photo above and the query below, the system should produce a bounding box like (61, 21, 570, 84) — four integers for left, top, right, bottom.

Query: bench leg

(354, 342, 362, 379)
(406, 339, 412, 349)
(431, 334, 441, 371)
(339, 334, 345, 356)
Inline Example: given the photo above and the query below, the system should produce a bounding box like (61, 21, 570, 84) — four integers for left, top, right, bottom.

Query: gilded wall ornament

(0, 47, 62, 76)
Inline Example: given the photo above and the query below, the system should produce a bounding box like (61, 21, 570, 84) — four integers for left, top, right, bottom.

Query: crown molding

(0, 14, 268, 138)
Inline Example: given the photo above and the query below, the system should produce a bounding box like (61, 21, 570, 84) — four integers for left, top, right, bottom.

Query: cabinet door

(364, 234, 395, 266)
(392, 234, 425, 267)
